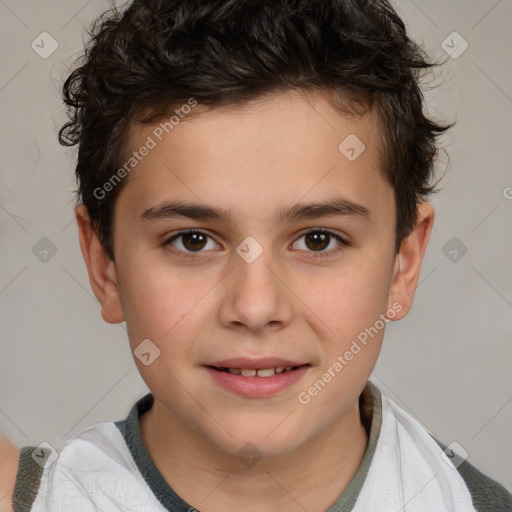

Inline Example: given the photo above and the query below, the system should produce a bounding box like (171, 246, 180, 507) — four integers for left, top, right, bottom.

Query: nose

(218, 243, 294, 334)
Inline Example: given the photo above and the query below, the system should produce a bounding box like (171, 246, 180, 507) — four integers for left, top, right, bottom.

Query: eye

(166, 230, 219, 257)
(292, 229, 348, 257)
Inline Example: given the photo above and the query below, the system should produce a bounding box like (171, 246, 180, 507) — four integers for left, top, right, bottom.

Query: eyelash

(164, 229, 349, 261)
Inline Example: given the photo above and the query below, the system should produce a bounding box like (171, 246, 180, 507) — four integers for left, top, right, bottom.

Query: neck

(140, 399, 369, 512)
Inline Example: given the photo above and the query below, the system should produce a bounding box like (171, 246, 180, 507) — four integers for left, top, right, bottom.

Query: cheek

(117, 257, 216, 354)
(118, 265, 211, 399)
(303, 259, 392, 338)
(298, 261, 393, 397)
(295, 267, 390, 414)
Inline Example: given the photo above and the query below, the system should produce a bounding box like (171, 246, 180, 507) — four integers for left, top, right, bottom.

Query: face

(81, 89, 428, 459)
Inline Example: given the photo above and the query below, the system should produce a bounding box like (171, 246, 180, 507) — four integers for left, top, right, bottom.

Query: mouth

(203, 359, 311, 397)
(207, 365, 308, 377)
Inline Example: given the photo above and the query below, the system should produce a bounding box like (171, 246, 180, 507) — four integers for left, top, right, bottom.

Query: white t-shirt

(13, 381, 512, 511)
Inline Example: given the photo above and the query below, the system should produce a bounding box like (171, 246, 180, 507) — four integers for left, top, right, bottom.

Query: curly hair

(59, 0, 454, 261)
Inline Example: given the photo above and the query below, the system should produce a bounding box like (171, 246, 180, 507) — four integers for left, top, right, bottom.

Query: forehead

(117, 89, 392, 227)
(132, 89, 383, 163)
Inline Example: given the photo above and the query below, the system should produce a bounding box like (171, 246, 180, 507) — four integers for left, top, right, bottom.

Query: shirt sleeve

(12, 446, 44, 512)
(431, 436, 512, 512)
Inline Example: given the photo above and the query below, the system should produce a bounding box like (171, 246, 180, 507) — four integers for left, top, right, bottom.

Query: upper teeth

(227, 367, 294, 377)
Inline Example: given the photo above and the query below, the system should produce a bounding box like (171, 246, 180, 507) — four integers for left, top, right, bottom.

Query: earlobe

(387, 202, 435, 321)
(75, 205, 125, 324)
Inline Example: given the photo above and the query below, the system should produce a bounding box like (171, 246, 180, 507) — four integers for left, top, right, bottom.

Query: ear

(75, 204, 124, 324)
(386, 202, 434, 321)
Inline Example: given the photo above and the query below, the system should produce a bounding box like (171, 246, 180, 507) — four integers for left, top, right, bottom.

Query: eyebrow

(138, 197, 372, 225)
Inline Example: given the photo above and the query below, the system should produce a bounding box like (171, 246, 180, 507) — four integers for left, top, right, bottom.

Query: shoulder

(431, 436, 512, 512)
(12, 421, 133, 511)
(371, 385, 512, 512)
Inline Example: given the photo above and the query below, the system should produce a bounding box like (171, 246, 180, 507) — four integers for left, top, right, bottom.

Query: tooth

(257, 368, 276, 377)
(241, 369, 257, 377)
(275, 367, 285, 374)
(284, 366, 293, 372)
(228, 368, 241, 375)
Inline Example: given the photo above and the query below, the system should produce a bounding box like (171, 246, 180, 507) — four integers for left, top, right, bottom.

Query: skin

(76, 89, 433, 512)
(0, 435, 18, 512)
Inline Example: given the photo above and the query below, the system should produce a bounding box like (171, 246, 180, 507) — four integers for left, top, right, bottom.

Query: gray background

(0, 0, 511, 493)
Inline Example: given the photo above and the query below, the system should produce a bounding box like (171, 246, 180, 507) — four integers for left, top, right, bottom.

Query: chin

(203, 423, 307, 462)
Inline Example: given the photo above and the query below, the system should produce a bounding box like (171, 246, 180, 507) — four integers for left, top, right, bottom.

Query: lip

(206, 357, 307, 369)
(204, 362, 311, 398)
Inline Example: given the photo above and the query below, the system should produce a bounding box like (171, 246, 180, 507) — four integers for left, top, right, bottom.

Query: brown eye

(304, 231, 330, 251)
(293, 229, 347, 256)
(167, 231, 216, 253)
(181, 232, 208, 251)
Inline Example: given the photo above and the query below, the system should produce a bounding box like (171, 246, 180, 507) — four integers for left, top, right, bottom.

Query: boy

(10, 0, 512, 510)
